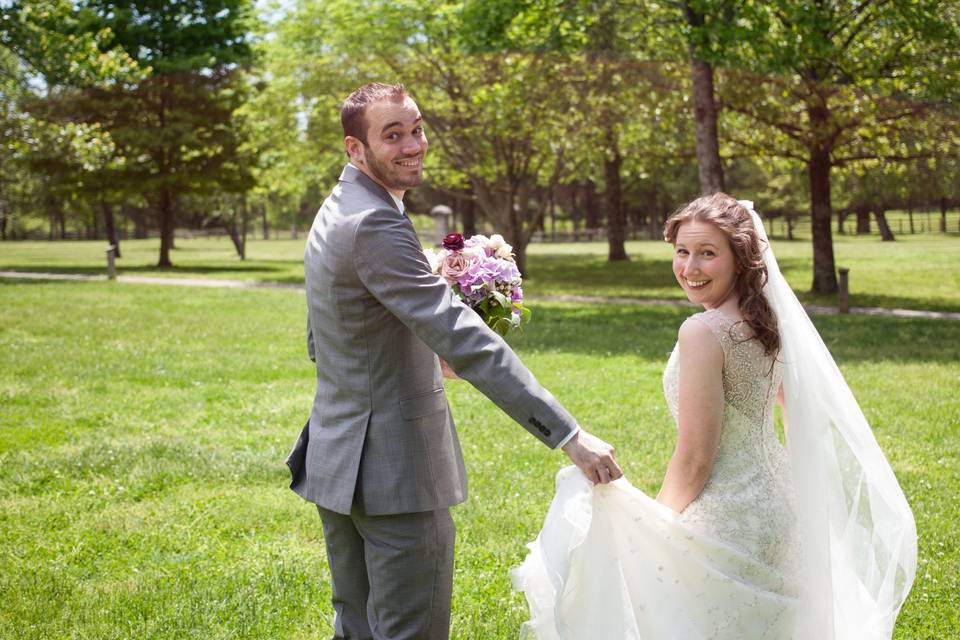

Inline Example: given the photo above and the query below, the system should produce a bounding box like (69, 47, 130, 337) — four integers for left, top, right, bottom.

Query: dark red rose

(442, 232, 465, 251)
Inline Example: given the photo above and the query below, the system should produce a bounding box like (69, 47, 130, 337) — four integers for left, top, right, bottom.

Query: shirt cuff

(556, 425, 580, 449)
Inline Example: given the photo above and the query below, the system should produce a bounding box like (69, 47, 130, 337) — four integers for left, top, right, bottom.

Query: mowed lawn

(0, 278, 957, 639)
(2, 228, 959, 311)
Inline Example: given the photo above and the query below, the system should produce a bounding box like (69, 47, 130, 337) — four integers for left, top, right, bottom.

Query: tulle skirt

(512, 467, 800, 639)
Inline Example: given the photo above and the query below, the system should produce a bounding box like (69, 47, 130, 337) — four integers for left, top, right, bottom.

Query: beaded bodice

(663, 308, 800, 579)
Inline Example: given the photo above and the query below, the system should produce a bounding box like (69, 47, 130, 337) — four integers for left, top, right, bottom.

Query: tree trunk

(261, 204, 269, 240)
(940, 197, 948, 233)
(874, 208, 895, 241)
(808, 145, 837, 293)
(225, 217, 246, 259)
(158, 188, 174, 268)
(102, 201, 121, 258)
(855, 205, 870, 234)
(462, 197, 476, 238)
(0, 171, 6, 240)
(584, 179, 599, 231)
(549, 187, 557, 242)
(604, 134, 628, 261)
(689, 56, 725, 194)
(787, 213, 795, 240)
(509, 213, 527, 276)
(240, 200, 248, 258)
(225, 221, 244, 258)
(129, 204, 149, 239)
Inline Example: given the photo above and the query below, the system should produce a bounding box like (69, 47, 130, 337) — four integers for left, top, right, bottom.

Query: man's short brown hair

(341, 83, 408, 144)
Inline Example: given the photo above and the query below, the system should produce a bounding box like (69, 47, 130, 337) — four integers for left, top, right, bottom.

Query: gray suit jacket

(286, 164, 577, 516)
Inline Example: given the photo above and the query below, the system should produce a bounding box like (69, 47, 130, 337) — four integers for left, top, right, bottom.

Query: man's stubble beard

(362, 144, 423, 192)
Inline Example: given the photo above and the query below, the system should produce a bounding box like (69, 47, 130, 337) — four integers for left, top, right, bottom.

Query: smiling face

(345, 96, 428, 198)
(672, 219, 739, 309)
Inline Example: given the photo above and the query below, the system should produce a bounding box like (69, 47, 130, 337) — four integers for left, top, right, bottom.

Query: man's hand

(561, 429, 623, 484)
(439, 358, 460, 380)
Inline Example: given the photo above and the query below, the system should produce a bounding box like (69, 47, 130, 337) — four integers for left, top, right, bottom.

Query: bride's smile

(672, 219, 738, 309)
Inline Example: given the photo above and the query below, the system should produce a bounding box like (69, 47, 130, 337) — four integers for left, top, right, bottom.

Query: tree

(681, 0, 729, 195)
(261, 0, 590, 274)
(1, 0, 140, 240)
(76, 0, 255, 267)
(721, 0, 960, 292)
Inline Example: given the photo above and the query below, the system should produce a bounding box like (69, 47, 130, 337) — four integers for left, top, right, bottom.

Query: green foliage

(0, 0, 144, 238)
(1, 0, 142, 86)
(474, 288, 530, 336)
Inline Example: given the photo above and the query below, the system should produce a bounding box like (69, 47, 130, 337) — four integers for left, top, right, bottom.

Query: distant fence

(530, 210, 959, 242)
(6, 210, 957, 242)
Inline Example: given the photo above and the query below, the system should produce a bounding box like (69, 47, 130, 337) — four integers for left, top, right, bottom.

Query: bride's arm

(656, 318, 725, 514)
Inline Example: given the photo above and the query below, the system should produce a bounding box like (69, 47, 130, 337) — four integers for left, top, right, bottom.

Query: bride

(512, 193, 917, 639)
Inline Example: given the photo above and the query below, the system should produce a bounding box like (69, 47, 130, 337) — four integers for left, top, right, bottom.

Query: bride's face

(672, 219, 738, 309)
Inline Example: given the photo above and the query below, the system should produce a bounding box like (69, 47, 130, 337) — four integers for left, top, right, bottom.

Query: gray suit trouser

(317, 505, 456, 640)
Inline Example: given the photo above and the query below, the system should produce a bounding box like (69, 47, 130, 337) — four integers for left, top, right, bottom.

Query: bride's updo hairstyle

(664, 193, 780, 358)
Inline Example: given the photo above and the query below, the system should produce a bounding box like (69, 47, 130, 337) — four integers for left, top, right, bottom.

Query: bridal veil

(742, 201, 916, 639)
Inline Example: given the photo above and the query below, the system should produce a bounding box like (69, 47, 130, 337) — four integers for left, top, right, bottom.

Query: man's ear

(344, 136, 365, 165)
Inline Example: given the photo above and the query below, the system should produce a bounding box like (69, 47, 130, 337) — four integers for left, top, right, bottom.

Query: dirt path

(4, 270, 959, 321)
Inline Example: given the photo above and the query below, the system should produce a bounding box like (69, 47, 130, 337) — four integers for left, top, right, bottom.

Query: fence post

(106, 245, 117, 280)
(430, 205, 453, 245)
(838, 267, 849, 314)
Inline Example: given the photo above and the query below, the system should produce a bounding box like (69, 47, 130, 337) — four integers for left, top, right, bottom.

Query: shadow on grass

(524, 253, 678, 292)
(0, 263, 293, 276)
(513, 303, 960, 364)
(523, 253, 960, 313)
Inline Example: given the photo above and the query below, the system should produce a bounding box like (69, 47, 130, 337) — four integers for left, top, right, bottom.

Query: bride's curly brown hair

(663, 193, 780, 358)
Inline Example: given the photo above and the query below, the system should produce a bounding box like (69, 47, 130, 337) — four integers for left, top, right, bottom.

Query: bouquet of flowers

(424, 232, 531, 336)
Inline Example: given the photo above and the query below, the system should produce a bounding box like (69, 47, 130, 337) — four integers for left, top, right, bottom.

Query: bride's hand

(439, 358, 460, 380)
(562, 429, 623, 484)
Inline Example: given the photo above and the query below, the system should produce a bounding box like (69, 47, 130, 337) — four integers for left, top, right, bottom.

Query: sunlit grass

(0, 281, 956, 638)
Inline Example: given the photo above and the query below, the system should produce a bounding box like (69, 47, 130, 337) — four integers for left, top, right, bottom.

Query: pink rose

(440, 252, 471, 282)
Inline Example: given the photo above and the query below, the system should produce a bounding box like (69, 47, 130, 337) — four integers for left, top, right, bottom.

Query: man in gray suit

(287, 82, 622, 640)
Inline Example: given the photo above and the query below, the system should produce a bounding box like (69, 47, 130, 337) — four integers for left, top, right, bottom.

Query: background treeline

(1, 0, 959, 291)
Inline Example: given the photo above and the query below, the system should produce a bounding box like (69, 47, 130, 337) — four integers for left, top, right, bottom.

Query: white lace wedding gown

(513, 309, 804, 639)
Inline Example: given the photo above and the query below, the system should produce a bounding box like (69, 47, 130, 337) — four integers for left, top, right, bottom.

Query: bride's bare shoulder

(678, 314, 724, 358)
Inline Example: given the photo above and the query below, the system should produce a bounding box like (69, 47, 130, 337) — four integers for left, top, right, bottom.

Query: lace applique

(662, 308, 801, 582)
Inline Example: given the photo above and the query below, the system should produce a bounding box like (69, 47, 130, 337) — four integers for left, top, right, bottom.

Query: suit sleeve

(306, 312, 316, 363)
(353, 207, 577, 447)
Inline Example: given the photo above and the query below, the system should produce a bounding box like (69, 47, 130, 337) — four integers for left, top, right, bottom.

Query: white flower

(495, 244, 513, 259)
(463, 244, 486, 260)
(423, 247, 443, 273)
(487, 234, 506, 250)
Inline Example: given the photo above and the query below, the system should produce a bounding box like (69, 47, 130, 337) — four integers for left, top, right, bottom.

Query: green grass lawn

(0, 280, 957, 639)
(2, 229, 959, 311)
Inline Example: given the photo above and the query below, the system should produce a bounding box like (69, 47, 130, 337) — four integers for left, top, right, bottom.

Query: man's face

(348, 96, 428, 195)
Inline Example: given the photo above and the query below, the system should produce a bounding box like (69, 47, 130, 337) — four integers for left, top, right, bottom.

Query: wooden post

(838, 267, 849, 314)
(106, 245, 117, 280)
(430, 205, 453, 245)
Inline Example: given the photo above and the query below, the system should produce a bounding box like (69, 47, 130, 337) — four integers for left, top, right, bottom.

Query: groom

(286, 82, 622, 640)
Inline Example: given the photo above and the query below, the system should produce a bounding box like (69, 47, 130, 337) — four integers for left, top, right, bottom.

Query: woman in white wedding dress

(513, 194, 916, 640)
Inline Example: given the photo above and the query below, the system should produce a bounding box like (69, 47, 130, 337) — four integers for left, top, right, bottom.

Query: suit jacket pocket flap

(399, 388, 447, 420)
